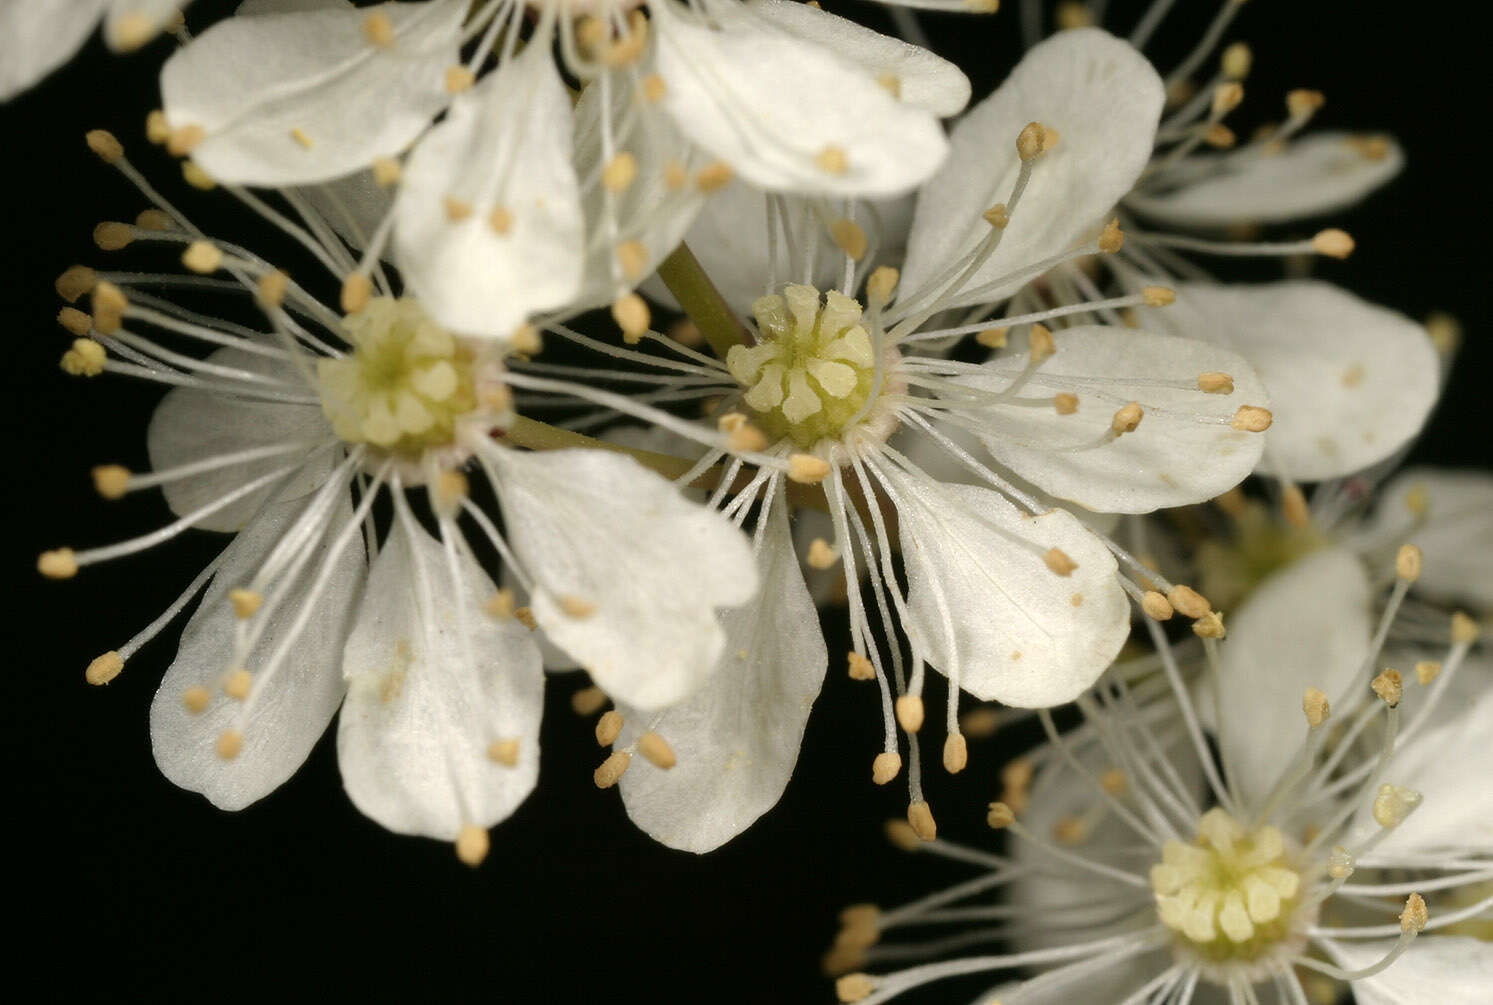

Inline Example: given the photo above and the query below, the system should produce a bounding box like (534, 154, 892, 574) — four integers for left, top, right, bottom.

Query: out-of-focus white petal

(900, 29, 1163, 309)
(297, 167, 393, 254)
(1128, 132, 1404, 227)
(1140, 282, 1439, 483)
(149, 493, 364, 810)
(616, 496, 826, 852)
(959, 327, 1267, 514)
(393, 42, 584, 338)
(337, 518, 543, 840)
(747, 0, 970, 117)
(886, 471, 1129, 707)
(1363, 468, 1493, 609)
(652, 4, 951, 197)
(146, 348, 332, 532)
(160, 0, 463, 185)
(1321, 937, 1493, 1004)
(486, 447, 758, 711)
(1217, 547, 1372, 808)
(0, 0, 107, 101)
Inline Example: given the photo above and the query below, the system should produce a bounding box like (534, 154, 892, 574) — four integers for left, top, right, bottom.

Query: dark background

(6, 1, 1485, 1001)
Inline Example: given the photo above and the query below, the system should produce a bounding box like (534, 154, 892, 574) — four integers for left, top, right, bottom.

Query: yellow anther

(1400, 894, 1429, 933)
(223, 668, 253, 700)
(289, 127, 313, 149)
(86, 651, 124, 686)
(38, 548, 78, 579)
(58, 307, 93, 336)
(806, 537, 839, 570)
(455, 824, 489, 867)
(1054, 816, 1089, 845)
(442, 196, 472, 222)
(637, 731, 677, 770)
(871, 751, 902, 785)
(906, 800, 937, 841)
(788, 454, 832, 485)
(662, 160, 688, 190)
(433, 470, 469, 515)
(372, 157, 403, 187)
(181, 160, 216, 190)
(603, 152, 638, 193)
(615, 240, 650, 282)
(1053, 392, 1079, 415)
(1192, 611, 1226, 639)
(1222, 42, 1252, 80)
(487, 738, 521, 766)
(816, 146, 849, 176)
(362, 11, 395, 47)
(340, 273, 373, 314)
(91, 281, 128, 336)
(1197, 371, 1234, 394)
(85, 129, 124, 164)
(1205, 124, 1237, 149)
(1451, 611, 1480, 644)
(696, 161, 733, 192)
(866, 266, 899, 305)
(943, 733, 968, 774)
(1143, 286, 1176, 307)
(983, 203, 1009, 228)
(1327, 846, 1355, 880)
(1212, 82, 1245, 117)
(1395, 543, 1423, 582)
(986, 801, 1016, 829)
(1303, 687, 1330, 727)
(1098, 218, 1125, 254)
(61, 338, 107, 376)
(611, 293, 650, 344)
(963, 0, 1000, 10)
(976, 327, 1008, 348)
(641, 73, 667, 102)
(145, 109, 170, 144)
(895, 694, 925, 733)
(846, 651, 875, 681)
(166, 124, 204, 158)
(1231, 405, 1273, 431)
(227, 589, 262, 619)
(1372, 669, 1404, 708)
(444, 65, 475, 93)
(56, 265, 97, 303)
(1141, 590, 1174, 621)
(1016, 121, 1047, 161)
(960, 706, 1000, 738)
(1281, 483, 1310, 529)
(181, 241, 223, 274)
(1312, 229, 1355, 259)
(593, 750, 632, 788)
(135, 209, 173, 232)
(595, 710, 623, 747)
(831, 218, 868, 261)
(1043, 547, 1078, 576)
(182, 686, 211, 714)
(509, 322, 542, 357)
(90, 464, 130, 500)
(484, 589, 515, 620)
(1287, 89, 1325, 120)
(93, 222, 134, 251)
(571, 685, 607, 716)
(1028, 324, 1055, 364)
(719, 413, 768, 453)
(1100, 768, 1127, 795)
(216, 729, 244, 760)
(836, 974, 876, 1003)
(1414, 660, 1441, 685)
(1167, 585, 1211, 619)
(1424, 312, 1461, 358)
(558, 594, 595, 619)
(1373, 784, 1421, 828)
(875, 72, 901, 98)
(1111, 402, 1143, 435)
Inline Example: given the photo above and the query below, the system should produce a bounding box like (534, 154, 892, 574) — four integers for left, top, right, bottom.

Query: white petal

(617, 496, 826, 851)
(1127, 132, 1404, 227)
(900, 28, 1163, 309)
(487, 448, 758, 711)
(886, 472, 1130, 707)
(0, 0, 106, 101)
(1216, 547, 1372, 808)
(652, 5, 952, 196)
(149, 493, 364, 810)
(1141, 282, 1439, 482)
(146, 348, 332, 532)
(393, 43, 584, 338)
(974, 953, 1166, 1005)
(747, 0, 970, 117)
(160, 0, 463, 185)
(296, 167, 393, 255)
(959, 327, 1267, 513)
(104, 0, 190, 50)
(1321, 937, 1493, 1004)
(571, 68, 704, 308)
(337, 518, 544, 839)
(1363, 467, 1493, 609)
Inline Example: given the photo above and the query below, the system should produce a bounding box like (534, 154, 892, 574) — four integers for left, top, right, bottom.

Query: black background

(5, 1, 1486, 1001)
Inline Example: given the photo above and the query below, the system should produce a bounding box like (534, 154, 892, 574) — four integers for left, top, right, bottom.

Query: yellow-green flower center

(317, 296, 478, 455)
(727, 284, 880, 449)
(1150, 809, 1304, 962)
(1197, 501, 1326, 612)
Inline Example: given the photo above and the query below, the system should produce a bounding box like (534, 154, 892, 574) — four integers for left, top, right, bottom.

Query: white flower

(828, 544, 1491, 1004)
(40, 130, 759, 861)
(154, 0, 971, 337)
(0, 0, 190, 101)
(896, 19, 1440, 490)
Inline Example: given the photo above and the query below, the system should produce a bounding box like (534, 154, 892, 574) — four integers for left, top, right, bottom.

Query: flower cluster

(16, 0, 1487, 997)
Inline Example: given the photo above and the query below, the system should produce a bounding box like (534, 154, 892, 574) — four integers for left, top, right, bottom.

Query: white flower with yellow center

(0, 0, 189, 101)
(38, 129, 760, 862)
(828, 542, 1492, 1004)
(151, 0, 972, 339)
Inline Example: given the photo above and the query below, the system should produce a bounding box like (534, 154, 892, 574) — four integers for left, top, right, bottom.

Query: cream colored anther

(1312, 229, 1355, 259)
(1372, 669, 1403, 708)
(487, 738, 520, 766)
(86, 651, 124, 686)
(895, 694, 924, 732)
(611, 293, 650, 344)
(1231, 405, 1273, 431)
(943, 733, 968, 774)
(1043, 548, 1077, 576)
(638, 731, 676, 769)
(595, 710, 623, 746)
(1396, 544, 1423, 581)
(1303, 688, 1330, 727)
(906, 800, 937, 841)
(871, 751, 901, 785)
(1111, 402, 1143, 434)
(456, 824, 489, 867)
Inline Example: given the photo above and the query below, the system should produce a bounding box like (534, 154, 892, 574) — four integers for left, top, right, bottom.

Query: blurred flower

(0, 0, 190, 101)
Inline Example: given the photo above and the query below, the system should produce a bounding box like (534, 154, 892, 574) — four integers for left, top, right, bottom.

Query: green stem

(655, 242, 749, 359)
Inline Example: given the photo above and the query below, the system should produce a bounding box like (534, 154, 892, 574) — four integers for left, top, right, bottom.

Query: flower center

(1150, 808, 1306, 963)
(727, 284, 889, 449)
(1197, 500, 1327, 611)
(317, 296, 479, 456)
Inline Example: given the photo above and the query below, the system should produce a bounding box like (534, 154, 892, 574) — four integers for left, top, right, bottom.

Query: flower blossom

(0, 0, 189, 101)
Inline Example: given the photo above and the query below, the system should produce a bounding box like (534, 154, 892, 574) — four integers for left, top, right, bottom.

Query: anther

(1372, 669, 1403, 708)
(816, 146, 849, 176)
(135, 209, 173, 231)
(216, 729, 243, 760)
(987, 801, 1016, 829)
(895, 694, 925, 732)
(290, 127, 314, 149)
(1205, 124, 1237, 148)
(836, 974, 876, 1003)
(1197, 371, 1234, 394)
(603, 152, 638, 193)
(1372, 784, 1421, 828)
(983, 203, 1010, 228)
(1395, 544, 1423, 582)
(1400, 893, 1428, 933)
(1222, 42, 1252, 80)
(38, 548, 78, 579)
(611, 293, 650, 344)
(1192, 611, 1226, 638)
(224, 669, 253, 700)
(229, 588, 263, 619)
(509, 323, 542, 356)
(61, 338, 107, 376)
(181, 161, 216, 190)
(695, 161, 733, 192)
(884, 819, 923, 852)
(943, 733, 968, 774)
(1142, 286, 1176, 307)
(875, 72, 901, 98)
(789, 454, 832, 485)
(181, 241, 223, 274)
(1167, 585, 1211, 619)
(1098, 218, 1124, 254)
(91, 281, 127, 335)
(593, 750, 632, 788)
(637, 732, 676, 769)
(455, 824, 489, 867)
(86, 651, 124, 686)
(514, 607, 537, 630)
(1043, 548, 1077, 576)
(256, 271, 288, 308)
(1300, 687, 1330, 728)
(182, 686, 211, 714)
(1028, 324, 1055, 364)
(484, 589, 515, 619)
(846, 652, 875, 681)
(1111, 402, 1143, 434)
(487, 738, 520, 766)
(1125, 589, 1176, 626)
(616, 240, 649, 281)
(807, 538, 839, 570)
(1451, 611, 1480, 644)
(145, 110, 170, 144)
(718, 413, 768, 453)
(595, 710, 623, 746)
(56, 265, 97, 303)
(871, 751, 902, 785)
(1053, 392, 1078, 415)
(976, 327, 1008, 348)
(85, 129, 124, 164)
(558, 595, 596, 619)
(373, 157, 403, 186)
(1231, 405, 1273, 431)
(443, 196, 472, 222)
(91, 464, 130, 500)
(907, 800, 937, 841)
(1212, 82, 1245, 117)
(1414, 661, 1441, 685)
(166, 124, 204, 157)
(362, 11, 395, 47)
(571, 685, 607, 716)
(433, 471, 469, 515)
(1287, 89, 1326, 120)
(93, 222, 134, 251)
(444, 65, 475, 93)
(1312, 229, 1355, 259)
(1282, 483, 1310, 528)
(341, 273, 373, 314)
(642, 74, 666, 102)
(1100, 768, 1127, 795)
(1016, 121, 1047, 161)
(831, 218, 868, 260)
(1327, 846, 1355, 880)
(1053, 816, 1089, 845)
